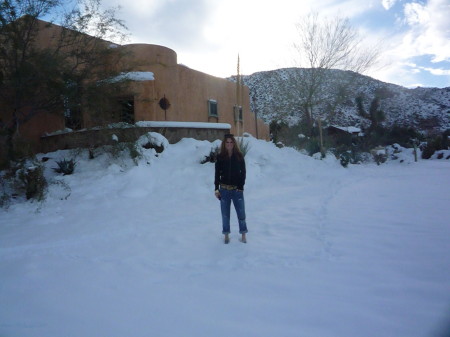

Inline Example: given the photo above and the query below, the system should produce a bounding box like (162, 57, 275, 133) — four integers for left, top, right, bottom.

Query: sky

(101, 0, 450, 88)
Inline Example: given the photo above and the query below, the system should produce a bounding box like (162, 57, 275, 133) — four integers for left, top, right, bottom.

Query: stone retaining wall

(40, 126, 230, 153)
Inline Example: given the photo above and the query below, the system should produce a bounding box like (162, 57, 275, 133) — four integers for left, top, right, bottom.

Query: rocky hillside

(232, 68, 450, 134)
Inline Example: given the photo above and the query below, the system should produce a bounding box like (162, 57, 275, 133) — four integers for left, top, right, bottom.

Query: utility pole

(235, 54, 241, 137)
(241, 67, 245, 135)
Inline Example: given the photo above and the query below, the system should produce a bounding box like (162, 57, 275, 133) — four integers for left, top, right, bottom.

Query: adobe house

(0, 18, 269, 156)
(100, 43, 269, 137)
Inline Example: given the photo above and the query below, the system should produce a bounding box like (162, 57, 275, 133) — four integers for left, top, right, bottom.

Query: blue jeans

(219, 189, 248, 234)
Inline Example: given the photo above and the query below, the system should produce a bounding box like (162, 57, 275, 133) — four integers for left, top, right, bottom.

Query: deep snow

(1, 135, 449, 337)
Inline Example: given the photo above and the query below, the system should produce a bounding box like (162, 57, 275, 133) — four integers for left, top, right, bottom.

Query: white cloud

(403, 2, 429, 25)
(112, 0, 217, 51)
(369, 0, 450, 86)
(401, 0, 450, 63)
(381, 0, 398, 10)
(418, 66, 450, 76)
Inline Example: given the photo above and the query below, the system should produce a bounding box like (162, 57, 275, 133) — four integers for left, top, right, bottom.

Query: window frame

(208, 99, 218, 117)
(234, 105, 243, 122)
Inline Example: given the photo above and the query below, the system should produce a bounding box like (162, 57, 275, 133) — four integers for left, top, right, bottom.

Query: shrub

(0, 176, 11, 208)
(88, 148, 95, 159)
(339, 151, 351, 167)
(442, 129, 450, 149)
(1, 159, 48, 204)
(201, 146, 220, 164)
(18, 161, 48, 201)
(124, 142, 142, 164)
(421, 142, 435, 159)
(385, 126, 423, 147)
(371, 147, 387, 165)
(305, 138, 321, 156)
(421, 135, 444, 159)
(333, 144, 363, 167)
(237, 137, 250, 157)
(53, 159, 76, 175)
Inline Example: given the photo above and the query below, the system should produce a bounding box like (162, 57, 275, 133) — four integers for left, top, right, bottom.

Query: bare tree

(0, 0, 129, 161)
(291, 12, 380, 132)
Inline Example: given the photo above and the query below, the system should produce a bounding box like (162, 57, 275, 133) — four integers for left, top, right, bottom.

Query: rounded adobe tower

(121, 44, 177, 68)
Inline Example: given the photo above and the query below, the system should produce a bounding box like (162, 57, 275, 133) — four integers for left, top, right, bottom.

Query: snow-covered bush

(123, 142, 142, 164)
(16, 160, 48, 201)
(0, 158, 49, 206)
(332, 144, 365, 166)
(339, 151, 351, 167)
(102, 141, 142, 165)
(371, 147, 387, 165)
(137, 132, 169, 154)
(433, 150, 450, 160)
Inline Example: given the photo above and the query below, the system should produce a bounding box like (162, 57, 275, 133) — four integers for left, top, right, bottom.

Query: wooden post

(413, 141, 418, 162)
(253, 95, 259, 139)
(318, 118, 324, 157)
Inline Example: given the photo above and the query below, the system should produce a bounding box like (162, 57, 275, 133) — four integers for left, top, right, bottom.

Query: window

(63, 81, 82, 130)
(234, 105, 243, 122)
(118, 97, 135, 124)
(64, 104, 82, 130)
(208, 99, 218, 117)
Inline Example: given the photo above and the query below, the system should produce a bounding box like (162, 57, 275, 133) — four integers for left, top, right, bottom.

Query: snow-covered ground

(1, 135, 449, 337)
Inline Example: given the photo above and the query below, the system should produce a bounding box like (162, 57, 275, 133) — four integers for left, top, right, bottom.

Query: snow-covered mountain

(233, 68, 450, 134)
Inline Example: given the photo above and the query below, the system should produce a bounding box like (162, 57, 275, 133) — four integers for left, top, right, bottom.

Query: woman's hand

(215, 190, 221, 200)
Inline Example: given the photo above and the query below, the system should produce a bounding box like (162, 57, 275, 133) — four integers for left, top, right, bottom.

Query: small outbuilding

(326, 125, 363, 146)
(327, 125, 362, 136)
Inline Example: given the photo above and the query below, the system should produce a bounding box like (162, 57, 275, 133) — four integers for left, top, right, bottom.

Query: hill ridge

(231, 68, 450, 134)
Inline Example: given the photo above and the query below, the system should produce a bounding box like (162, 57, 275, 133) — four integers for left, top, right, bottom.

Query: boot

(240, 233, 247, 243)
(224, 233, 230, 244)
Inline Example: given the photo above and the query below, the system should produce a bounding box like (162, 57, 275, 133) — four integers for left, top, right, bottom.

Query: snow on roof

(44, 121, 231, 136)
(135, 121, 231, 129)
(108, 71, 155, 82)
(331, 125, 361, 133)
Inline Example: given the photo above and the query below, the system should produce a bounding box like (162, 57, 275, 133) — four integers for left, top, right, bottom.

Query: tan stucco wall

(118, 44, 269, 139)
(1, 21, 269, 156)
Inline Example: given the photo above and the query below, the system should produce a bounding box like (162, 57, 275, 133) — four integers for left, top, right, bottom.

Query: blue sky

(102, 0, 449, 88)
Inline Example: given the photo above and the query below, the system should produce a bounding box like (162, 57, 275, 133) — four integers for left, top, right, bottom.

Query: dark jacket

(215, 154, 246, 190)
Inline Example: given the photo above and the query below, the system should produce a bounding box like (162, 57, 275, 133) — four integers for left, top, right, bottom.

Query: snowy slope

(1, 135, 450, 337)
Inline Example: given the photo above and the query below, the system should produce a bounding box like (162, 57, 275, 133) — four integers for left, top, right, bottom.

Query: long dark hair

(218, 134, 244, 160)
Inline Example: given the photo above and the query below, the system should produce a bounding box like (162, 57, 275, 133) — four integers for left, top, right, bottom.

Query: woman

(214, 134, 248, 244)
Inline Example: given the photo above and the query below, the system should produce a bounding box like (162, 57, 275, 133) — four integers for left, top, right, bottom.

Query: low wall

(40, 124, 231, 154)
